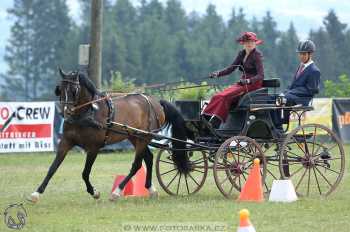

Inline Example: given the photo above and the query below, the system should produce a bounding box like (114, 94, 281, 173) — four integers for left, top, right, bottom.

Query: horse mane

(77, 72, 100, 96)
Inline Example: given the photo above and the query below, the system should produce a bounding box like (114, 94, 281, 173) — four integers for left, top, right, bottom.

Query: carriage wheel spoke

(301, 127, 311, 157)
(161, 168, 177, 176)
(315, 164, 341, 175)
(235, 153, 255, 163)
(286, 149, 304, 160)
(312, 144, 323, 159)
(222, 157, 233, 166)
(237, 142, 241, 164)
(312, 167, 322, 195)
(289, 165, 305, 178)
(266, 161, 279, 167)
(227, 147, 238, 163)
(264, 181, 270, 192)
(295, 168, 308, 191)
(166, 171, 179, 189)
(192, 169, 205, 174)
(187, 172, 200, 187)
(292, 136, 306, 154)
(281, 160, 303, 166)
(307, 168, 311, 196)
(185, 174, 190, 194)
(311, 127, 317, 155)
(266, 167, 278, 180)
(159, 159, 174, 165)
(215, 161, 230, 169)
(241, 172, 247, 181)
(176, 173, 182, 195)
(245, 162, 253, 169)
(215, 167, 231, 172)
(314, 166, 333, 187)
(263, 167, 271, 192)
(191, 157, 205, 164)
(228, 183, 235, 195)
(238, 174, 242, 188)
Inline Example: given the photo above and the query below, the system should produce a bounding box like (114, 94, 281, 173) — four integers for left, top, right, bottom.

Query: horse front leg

(82, 150, 100, 199)
(30, 138, 73, 203)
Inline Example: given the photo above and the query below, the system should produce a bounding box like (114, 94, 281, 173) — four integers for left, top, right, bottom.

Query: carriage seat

(262, 78, 280, 88)
(232, 79, 281, 110)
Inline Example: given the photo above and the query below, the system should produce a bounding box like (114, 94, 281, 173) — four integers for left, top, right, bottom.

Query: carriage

(30, 71, 345, 203)
(154, 78, 345, 198)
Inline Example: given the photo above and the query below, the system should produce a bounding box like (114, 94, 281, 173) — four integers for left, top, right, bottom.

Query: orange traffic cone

(111, 175, 134, 196)
(237, 209, 256, 232)
(238, 158, 264, 202)
(132, 165, 149, 197)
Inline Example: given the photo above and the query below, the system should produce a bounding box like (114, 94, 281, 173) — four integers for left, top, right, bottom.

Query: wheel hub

(302, 156, 315, 168)
(230, 162, 244, 175)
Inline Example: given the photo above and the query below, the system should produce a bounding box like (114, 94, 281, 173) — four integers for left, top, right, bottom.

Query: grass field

(0, 148, 350, 232)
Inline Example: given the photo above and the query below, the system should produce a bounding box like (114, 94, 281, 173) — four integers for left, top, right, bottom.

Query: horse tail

(159, 100, 189, 174)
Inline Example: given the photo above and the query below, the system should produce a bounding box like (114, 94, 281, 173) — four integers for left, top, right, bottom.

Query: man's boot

(209, 116, 221, 129)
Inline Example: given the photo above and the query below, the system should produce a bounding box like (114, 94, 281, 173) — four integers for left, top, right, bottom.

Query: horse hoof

(109, 192, 121, 201)
(149, 191, 159, 199)
(148, 186, 158, 199)
(93, 191, 100, 199)
(30, 192, 40, 203)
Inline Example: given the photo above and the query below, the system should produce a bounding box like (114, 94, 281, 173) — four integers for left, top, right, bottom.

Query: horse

(30, 68, 190, 202)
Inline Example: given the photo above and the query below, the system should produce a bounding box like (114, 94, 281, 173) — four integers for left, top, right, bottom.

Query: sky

(0, 0, 350, 74)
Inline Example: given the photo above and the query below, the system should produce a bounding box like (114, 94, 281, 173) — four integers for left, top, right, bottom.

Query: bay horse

(30, 69, 189, 202)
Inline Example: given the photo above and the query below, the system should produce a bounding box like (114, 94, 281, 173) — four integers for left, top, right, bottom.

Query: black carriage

(155, 79, 345, 198)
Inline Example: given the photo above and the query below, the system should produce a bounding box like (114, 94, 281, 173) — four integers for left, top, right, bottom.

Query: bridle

(60, 72, 81, 116)
(59, 72, 110, 116)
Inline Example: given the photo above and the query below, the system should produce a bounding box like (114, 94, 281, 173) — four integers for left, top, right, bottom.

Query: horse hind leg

(109, 139, 147, 201)
(144, 147, 158, 198)
(109, 154, 143, 201)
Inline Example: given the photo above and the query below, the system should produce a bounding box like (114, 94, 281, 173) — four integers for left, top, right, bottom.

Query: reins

(71, 95, 110, 112)
(143, 76, 210, 90)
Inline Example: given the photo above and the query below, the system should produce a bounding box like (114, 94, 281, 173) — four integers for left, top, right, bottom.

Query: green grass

(0, 149, 350, 232)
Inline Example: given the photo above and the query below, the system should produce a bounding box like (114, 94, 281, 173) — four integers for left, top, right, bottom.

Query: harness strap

(139, 94, 161, 132)
(103, 93, 115, 146)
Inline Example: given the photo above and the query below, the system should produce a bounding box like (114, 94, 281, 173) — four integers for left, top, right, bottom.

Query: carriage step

(196, 136, 223, 143)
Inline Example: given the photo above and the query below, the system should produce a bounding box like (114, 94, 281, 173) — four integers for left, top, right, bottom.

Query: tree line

(1, 0, 349, 100)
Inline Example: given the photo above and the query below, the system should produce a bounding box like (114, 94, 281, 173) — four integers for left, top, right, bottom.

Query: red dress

(203, 48, 264, 122)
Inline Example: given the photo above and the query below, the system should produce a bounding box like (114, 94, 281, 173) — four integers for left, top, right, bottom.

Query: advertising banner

(332, 99, 350, 143)
(0, 102, 55, 153)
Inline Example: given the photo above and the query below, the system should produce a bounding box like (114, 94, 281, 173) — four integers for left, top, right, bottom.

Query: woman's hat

(236, 32, 263, 45)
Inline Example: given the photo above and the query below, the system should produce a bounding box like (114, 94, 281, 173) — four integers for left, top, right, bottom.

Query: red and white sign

(0, 102, 55, 153)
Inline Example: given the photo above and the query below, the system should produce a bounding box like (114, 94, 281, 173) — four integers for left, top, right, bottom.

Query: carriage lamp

(276, 93, 287, 106)
(229, 140, 248, 151)
(249, 115, 256, 120)
(276, 93, 287, 119)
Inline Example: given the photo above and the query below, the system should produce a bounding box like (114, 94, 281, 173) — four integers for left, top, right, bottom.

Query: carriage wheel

(156, 149, 208, 196)
(213, 136, 266, 198)
(279, 124, 345, 197)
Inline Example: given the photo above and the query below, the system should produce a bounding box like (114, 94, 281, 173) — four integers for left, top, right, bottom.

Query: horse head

(56, 67, 82, 118)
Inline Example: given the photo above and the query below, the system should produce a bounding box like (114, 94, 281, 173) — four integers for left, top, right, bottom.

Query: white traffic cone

(269, 179, 298, 202)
